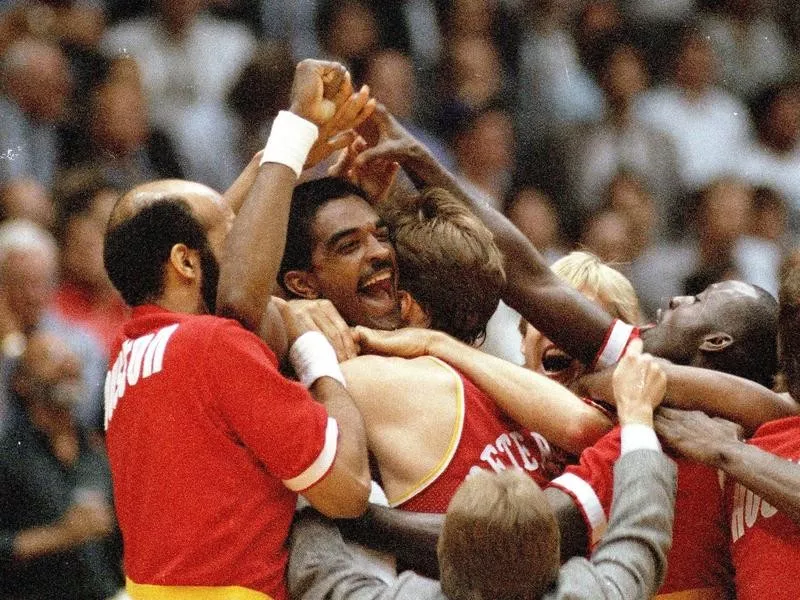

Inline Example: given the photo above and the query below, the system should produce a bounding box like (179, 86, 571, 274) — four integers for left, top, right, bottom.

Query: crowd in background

(1, 0, 800, 597)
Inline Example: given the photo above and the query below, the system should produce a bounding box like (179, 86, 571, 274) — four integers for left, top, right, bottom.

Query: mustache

(358, 259, 395, 285)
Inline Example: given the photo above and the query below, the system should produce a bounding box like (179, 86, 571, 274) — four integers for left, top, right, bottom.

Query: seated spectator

(0, 178, 54, 229)
(0, 37, 73, 187)
(0, 220, 107, 432)
(51, 168, 129, 354)
(102, 0, 256, 186)
(634, 26, 752, 191)
(739, 81, 800, 231)
(701, 0, 791, 100)
(0, 332, 123, 600)
(59, 56, 184, 191)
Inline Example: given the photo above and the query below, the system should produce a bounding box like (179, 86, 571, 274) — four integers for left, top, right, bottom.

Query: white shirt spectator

(634, 86, 751, 190)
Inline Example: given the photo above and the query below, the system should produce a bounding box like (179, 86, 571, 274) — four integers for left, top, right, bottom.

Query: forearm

(217, 164, 297, 333)
(308, 377, 371, 517)
(338, 504, 442, 579)
(222, 150, 263, 215)
(660, 363, 798, 435)
(397, 145, 612, 365)
(427, 333, 611, 453)
(715, 441, 800, 526)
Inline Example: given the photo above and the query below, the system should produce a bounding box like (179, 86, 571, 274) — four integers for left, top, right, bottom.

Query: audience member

(0, 331, 123, 600)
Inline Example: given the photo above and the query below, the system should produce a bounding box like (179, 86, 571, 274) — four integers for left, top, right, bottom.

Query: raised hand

(612, 338, 667, 427)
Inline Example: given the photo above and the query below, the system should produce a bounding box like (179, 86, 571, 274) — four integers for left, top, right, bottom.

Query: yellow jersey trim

(126, 578, 273, 600)
(387, 356, 465, 507)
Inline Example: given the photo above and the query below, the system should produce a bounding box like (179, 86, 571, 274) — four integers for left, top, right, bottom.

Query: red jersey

(728, 416, 800, 600)
(390, 358, 564, 513)
(549, 427, 733, 599)
(104, 306, 337, 600)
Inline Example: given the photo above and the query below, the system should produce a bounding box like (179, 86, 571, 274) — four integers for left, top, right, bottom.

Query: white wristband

(594, 320, 636, 369)
(289, 331, 346, 388)
(260, 110, 319, 176)
(621, 424, 661, 455)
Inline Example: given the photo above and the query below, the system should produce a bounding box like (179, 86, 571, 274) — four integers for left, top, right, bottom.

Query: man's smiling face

(303, 195, 402, 330)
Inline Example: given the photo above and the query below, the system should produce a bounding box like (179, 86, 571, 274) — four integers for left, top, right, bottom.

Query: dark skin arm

(656, 407, 800, 526)
(352, 106, 613, 365)
(575, 361, 799, 436)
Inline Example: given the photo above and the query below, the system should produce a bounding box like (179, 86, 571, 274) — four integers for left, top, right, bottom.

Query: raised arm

(217, 60, 374, 341)
(655, 407, 800, 526)
(356, 326, 612, 454)
(352, 106, 619, 366)
(576, 361, 799, 435)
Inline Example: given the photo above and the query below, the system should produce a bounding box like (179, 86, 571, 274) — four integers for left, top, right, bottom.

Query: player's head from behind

(279, 177, 402, 330)
(438, 468, 559, 600)
(104, 180, 233, 315)
(644, 281, 778, 387)
(520, 251, 641, 382)
(388, 187, 506, 345)
(778, 263, 800, 400)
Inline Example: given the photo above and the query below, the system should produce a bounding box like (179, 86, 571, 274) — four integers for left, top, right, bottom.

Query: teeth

(361, 271, 392, 288)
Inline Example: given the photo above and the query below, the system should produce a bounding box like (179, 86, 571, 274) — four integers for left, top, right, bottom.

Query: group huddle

(101, 60, 800, 600)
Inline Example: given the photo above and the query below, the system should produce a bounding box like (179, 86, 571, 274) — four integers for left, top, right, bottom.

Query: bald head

(104, 180, 232, 312)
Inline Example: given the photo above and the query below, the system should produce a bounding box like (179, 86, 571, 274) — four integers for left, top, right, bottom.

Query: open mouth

(357, 269, 395, 299)
(541, 346, 574, 375)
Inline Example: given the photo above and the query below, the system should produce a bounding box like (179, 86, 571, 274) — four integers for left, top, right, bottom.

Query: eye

(375, 228, 391, 243)
(337, 240, 360, 254)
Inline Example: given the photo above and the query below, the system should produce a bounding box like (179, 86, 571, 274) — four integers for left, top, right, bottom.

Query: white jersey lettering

(104, 324, 179, 429)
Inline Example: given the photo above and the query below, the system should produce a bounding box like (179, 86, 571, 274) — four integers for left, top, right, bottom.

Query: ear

(168, 244, 200, 283)
(699, 331, 734, 353)
(399, 290, 431, 328)
(283, 270, 319, 300)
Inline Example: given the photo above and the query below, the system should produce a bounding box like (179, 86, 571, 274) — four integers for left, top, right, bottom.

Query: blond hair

(438, 469, 559, 600)
(550, 251, 642, 324)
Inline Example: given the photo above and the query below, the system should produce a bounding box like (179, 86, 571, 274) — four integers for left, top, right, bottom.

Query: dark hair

(278, 177, 370, 293)
(104, 198, 208, 306)
(708, 285, 779, 389)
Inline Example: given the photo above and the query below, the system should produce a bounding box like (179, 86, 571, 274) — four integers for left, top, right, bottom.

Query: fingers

(329, 69, 352, 108)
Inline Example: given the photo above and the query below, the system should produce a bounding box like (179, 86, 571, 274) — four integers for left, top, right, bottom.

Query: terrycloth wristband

(289, 331, 346, 388)
(260, 110, 319, 176)
(593, 320, 636, 369)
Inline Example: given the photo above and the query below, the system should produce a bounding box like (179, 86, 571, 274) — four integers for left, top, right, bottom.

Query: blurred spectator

(630, 178, 779, 316)
(506, 187, 565, 263)
(0, 37, 73, 187)
(701, 0, 792, 99)
(562, 36, 681, 237)
(749, 185, 790, 244)
(315, 0, 380, 81)
(0, 331, 123, 600)
(261, 0, 322, 59)
(364, 49, 453, 168)
(516, 0, 604, 143)
(102, 0, 256, 186)
(0, 178, 54, 229)
(634, 26, 752, 191)
(580, 208, 634, 264)
(0, 220, 107, 432)
(51, 168, 129, 354)
(60, 56, 184, 191)
(452, 105, 516, 209)
(738, 81, 800, 230)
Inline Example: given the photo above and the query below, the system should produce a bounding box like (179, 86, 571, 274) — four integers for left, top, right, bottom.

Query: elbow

(319, 477, 372, 519)
(565, 415, 612, 454)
